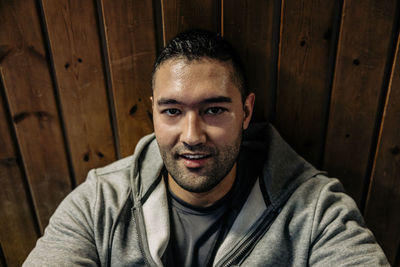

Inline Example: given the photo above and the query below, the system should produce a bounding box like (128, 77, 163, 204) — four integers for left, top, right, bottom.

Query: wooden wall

(0, 0, 399, 266)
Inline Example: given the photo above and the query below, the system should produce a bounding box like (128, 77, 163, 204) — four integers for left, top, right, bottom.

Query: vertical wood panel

(0, 0, 72, 231)
(0, 82, 38, 267)
(364, 32, 400, 265)
(41, 0, 116, 184)
(323, 0, 397, 205)
(275, 0, 338, 165)
(162, 0, 220, 43)
(224, 0, 278, 121)
(101, 0, 156, 157)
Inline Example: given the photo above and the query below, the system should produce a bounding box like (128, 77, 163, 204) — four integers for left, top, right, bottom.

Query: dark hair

(152, 29, 248, 101)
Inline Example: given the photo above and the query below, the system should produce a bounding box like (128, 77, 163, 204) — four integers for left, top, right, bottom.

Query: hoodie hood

(130, 123, 323, 208)
(129, 133, 163, 201)
(244, 123, 323, 204)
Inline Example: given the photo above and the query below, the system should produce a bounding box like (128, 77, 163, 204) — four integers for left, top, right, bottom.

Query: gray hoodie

(23, 124, 389, 266)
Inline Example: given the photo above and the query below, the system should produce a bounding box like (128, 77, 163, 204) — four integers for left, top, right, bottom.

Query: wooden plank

(0, 81, 38, 267)
(40, 0, 116, 184)
(162, 0, 220, 44)
(100, 0, 156, 157)
(364, 32, 400, 265)
(275, 0, 338, 166)
(223, 0, 277, 121)
(0, 0, 72, 232)
(323, 0, 397, 205)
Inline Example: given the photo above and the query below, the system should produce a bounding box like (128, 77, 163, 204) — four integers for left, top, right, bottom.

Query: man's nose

(180, 112, 206, 147)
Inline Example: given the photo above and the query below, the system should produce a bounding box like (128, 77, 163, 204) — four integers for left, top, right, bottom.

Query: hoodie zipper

(132, 205, 160, 267)
(130, 161, 160, 267)
(132, 207, 151, 266)
(214, 209, 279, 267)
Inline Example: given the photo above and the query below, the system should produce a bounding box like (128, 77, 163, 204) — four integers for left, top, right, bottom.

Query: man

(24, 30, 389, 266)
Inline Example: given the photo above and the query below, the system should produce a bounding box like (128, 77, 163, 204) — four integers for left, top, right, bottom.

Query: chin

(172, 174, 221, 193)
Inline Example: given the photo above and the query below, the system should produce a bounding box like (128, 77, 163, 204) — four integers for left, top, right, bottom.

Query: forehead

(153, 58, 240, 103)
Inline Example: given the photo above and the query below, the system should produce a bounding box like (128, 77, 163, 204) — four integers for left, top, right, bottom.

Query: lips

(179, 153, 211, 168)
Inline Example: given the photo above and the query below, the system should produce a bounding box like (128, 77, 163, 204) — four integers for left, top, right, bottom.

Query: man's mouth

(180, 154, 210, 159)
(179, 153, 211, 168)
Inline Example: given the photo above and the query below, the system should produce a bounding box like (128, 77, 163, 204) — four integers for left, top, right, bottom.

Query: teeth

(183, 154, 207, 159)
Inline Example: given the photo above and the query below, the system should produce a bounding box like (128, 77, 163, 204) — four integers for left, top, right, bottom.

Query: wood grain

(0, 0, 72, 232)
(162, 0, 220, 44)
(41, 0, 116, 184)
(275, 0, 337, 166)
(364, 32, 400, 265)
(0, 0, 400, 265)
(0, 80, 38, 267)
(323, 0, 397, 205)
(101, 0, 156, 157)
(223, 0, 277, 122)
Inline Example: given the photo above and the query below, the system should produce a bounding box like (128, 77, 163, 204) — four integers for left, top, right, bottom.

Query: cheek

(207, 119, 242, 144)
(153, 115, 179, 148)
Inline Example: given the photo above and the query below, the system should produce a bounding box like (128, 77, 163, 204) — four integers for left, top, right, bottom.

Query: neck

(167, 164, 237, 208)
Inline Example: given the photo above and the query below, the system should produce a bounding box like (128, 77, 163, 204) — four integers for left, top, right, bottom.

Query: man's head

(151, 30, 255, 206)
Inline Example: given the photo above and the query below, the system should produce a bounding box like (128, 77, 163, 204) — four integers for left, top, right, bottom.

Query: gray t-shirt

(167, 190, 230, 267)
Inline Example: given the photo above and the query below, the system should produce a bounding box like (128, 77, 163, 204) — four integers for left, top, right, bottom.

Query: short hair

(152, 29, 248, 102)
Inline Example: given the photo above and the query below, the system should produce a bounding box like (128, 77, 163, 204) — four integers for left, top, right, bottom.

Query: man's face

(152, 58, 254, 193)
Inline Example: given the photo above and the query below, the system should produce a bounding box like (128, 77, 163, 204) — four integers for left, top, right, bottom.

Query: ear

(150, 96, 154, 108)
(242, 93, 255, 130)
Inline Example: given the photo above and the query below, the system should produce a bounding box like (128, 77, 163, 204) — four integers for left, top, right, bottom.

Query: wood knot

(13, 112, 30, 124)
(323, 28, 332, 41)
(34, 111, 51, 121)
(0, 45, 12, 63)
(391, 146, 400, 155)
(129, 104, 138, 116)
(0, 157, 17, 166)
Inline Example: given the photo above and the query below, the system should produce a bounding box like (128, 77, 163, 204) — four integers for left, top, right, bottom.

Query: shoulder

(289, 174, 354, 216)
(73, 155, 134, 211)
(303, 175, 390, 266)
(23, 156, 136, 266)
(298, 174, 357, 213)
(93, 155, 133, 189)
(95, 155, 133, 176)
(277, 174, 346, 218)
(296, 174, 344, 199)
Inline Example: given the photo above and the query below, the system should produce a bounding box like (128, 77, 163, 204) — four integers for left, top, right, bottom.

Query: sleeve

(308, 178, 390, 267)
(23, 170, 100, 267)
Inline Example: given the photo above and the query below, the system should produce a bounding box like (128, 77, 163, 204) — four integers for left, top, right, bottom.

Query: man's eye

(163, 109, 181, 116)
(205, 107, 226, 115)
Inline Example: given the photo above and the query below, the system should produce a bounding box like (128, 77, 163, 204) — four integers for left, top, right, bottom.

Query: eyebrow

(157, 99, 180, 105)
(157, 96, 232, 106)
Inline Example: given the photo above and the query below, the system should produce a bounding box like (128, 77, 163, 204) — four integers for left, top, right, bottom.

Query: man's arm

(309, 178, 389, 266)
(23, 170, 100, 266)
